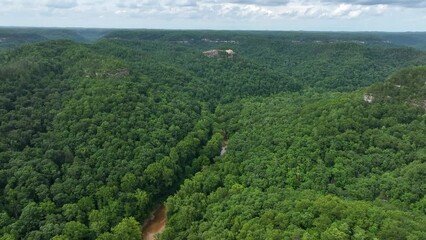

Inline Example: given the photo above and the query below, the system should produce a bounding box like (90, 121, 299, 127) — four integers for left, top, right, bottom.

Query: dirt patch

(142, 205, 167, 240)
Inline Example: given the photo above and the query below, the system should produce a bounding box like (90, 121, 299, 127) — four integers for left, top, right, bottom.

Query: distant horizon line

(0, 25, 425, 33)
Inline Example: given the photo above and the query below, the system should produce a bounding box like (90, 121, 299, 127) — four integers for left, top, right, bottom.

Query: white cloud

(45, 0, 77, 9)
(0, 0, 394, 18)
(322, 0, 426, 8)
(0, 0, 425, 30)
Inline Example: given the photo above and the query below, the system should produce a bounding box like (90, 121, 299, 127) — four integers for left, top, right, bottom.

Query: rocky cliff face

(203, 49, 235, 58)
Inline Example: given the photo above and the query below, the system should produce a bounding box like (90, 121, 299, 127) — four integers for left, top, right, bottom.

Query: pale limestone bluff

(203, 49, 235, 58)
(201, 38, 239, 44)
(203, 49, 220, 57)
(226, 49, 235, 55)
(364, 94, 374, 103)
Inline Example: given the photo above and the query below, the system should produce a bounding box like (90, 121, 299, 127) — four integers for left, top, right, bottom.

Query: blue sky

(0, 0, 425, 31)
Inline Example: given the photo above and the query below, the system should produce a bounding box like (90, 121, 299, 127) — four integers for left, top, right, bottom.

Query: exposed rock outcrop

(364, 94, 374, 103)
(203, 49, 235, 58)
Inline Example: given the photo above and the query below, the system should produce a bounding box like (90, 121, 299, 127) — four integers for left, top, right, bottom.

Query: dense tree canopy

(0, 29, 425, 239)
(163, 67, 426, 239)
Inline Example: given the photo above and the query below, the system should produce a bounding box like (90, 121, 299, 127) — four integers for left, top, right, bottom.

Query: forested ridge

(164, 68, 426, 239)
(0, 30, 426, 239)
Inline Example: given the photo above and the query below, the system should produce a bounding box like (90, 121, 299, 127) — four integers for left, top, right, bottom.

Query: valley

(0, 29, 425, 240)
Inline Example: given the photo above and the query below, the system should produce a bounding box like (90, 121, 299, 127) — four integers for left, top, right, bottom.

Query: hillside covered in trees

(0, 29, 425, 239)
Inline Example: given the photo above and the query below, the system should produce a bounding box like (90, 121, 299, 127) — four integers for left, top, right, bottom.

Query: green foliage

(111, 217, 141, 240)
(64, 221, 92, 240)
(0, 28, 108, 49)
(1, 30, 426, 239)
(367, 66, 426, 106)
(162, 67, 426, 239)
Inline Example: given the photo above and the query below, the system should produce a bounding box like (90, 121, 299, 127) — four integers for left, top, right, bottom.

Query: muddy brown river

(142, 205, 167, 240)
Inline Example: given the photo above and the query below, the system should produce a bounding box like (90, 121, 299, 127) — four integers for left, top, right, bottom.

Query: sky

(0, 0, 425, 31)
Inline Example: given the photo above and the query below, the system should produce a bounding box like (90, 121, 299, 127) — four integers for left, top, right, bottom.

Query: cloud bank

(323, 0, 426, 8)
(0, 0, 425, 31)
(45, 0, 78, 9)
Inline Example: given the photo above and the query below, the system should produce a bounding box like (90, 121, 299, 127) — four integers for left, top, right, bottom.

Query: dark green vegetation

(0, 28, 108, 49)
(164, 68, 426, 239)
(0, 29, 426, 239)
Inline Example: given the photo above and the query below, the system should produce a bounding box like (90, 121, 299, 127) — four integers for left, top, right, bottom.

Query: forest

(0, 29, 425, 239)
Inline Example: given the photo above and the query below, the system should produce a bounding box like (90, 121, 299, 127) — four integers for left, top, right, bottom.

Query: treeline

(0, 28, 108, 49)
(103, 30, 426, 92)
